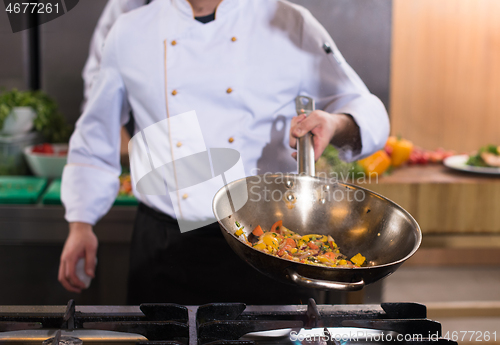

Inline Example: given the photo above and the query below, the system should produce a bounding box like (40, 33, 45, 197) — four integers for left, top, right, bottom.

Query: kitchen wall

(290, 0, 392, 110)
(39, 0, 108, 124)
(390, 0, 500, 152)
(0, 9, 27, 89)
(0, 0, 108, 122)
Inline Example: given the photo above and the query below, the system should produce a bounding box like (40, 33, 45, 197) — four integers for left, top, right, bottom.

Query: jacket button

(171, 40, 177, 46)
(176, 142, 182, 147)
(182, 193, 188, 199)
(226, 88, 233, 94)
(228, 137, 234, 143)
(231, 37, 237, 42)
(172, 90, 178, 96)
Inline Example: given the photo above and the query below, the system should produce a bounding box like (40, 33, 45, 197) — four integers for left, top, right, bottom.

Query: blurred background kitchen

(0, 0, 499, 341)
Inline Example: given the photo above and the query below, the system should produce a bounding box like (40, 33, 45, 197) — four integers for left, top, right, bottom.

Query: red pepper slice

(270, 220, 282, 233)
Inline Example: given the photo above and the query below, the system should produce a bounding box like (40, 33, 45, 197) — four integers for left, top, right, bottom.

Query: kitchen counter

(0, 205, 136, 305)
(363, 165, 500, 235)
(373, 164, 500, 184)
(360, 165, 500, 268)
(0, 205, 135, 243)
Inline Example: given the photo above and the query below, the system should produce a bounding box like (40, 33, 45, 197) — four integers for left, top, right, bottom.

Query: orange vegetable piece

(252, 225, 263, 237)
(324, 252, 338, 260)
(270, 220, 282, 233)
(277, 245, 291, 257)
(307, 242, 319, 250)
(285, 238, 296, 248)
(358, 150, 391, 176)
(385, 136, 413, 167)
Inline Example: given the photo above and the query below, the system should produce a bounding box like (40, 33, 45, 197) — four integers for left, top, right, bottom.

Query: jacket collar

(172, 0, 241, 21)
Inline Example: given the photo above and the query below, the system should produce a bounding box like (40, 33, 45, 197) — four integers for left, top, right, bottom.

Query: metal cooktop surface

(0, 299, 457, 345)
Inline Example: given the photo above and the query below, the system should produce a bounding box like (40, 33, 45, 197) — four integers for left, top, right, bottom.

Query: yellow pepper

(317, 256, 331, 263)
(262, 232, 279, 248)
(386, 136, 413, 167)
(351, 253, 366, 266)
(358, 150, 391, 176)
(235, 229, 244, 237)
(301, 234, 327, 242)
(254, 243, 266, 251)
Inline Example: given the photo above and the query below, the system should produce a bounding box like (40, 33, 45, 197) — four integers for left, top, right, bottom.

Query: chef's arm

(59, 19, 128, 292)
(289, 111, 361, 161)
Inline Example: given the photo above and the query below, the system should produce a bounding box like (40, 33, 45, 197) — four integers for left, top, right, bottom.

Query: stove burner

(42, 330, 82, 345)
(0, 300, 457, 345)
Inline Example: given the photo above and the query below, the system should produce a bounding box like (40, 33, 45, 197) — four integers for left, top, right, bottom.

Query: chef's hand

(58, 222, 98, 293)
(289, 110, 361, 161)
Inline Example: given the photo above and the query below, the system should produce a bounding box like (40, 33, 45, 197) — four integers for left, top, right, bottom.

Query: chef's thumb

(85, 250, 97, 278)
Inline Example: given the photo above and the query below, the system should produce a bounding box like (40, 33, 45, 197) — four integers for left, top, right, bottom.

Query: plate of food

(444, 145, 500, 175)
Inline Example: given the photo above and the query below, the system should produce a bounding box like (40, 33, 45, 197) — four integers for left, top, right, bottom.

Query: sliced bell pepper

(270, 220, 282, 233)
(358, 150, 391, 176)
(351, 253, 366, 266)
(385, 136, 413, 167)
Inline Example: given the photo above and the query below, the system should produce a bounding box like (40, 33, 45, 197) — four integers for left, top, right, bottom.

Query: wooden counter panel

(362, 166, 500, 233)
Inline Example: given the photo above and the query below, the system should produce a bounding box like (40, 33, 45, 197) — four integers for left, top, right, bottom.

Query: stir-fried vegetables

(234, 220, 366, 268)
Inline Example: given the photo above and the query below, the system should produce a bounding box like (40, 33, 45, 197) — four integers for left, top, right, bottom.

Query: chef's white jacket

(62, 0, 390, 226)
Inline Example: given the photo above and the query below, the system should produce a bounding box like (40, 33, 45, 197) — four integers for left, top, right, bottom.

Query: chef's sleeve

(299, 9, 390, 161)
(62, 19, 130, 225)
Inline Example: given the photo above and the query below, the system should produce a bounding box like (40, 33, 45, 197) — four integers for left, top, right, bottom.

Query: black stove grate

(195, 300, 453, 345)
(0, 299, 458, 345)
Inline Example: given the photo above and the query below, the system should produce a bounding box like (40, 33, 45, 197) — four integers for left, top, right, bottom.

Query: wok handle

(295, 96, 316, 176)
(286, 268, 365, 291)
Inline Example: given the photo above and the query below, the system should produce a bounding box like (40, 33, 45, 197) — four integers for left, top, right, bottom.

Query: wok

(212, 97, 421, 291)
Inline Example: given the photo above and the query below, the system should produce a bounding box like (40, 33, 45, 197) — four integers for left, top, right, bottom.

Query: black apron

(127, 203, 319, 305)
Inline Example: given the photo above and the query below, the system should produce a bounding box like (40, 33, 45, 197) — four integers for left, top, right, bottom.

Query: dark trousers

(127, 203, 318, 305)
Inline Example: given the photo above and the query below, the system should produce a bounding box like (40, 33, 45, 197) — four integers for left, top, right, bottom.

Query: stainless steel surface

(0, 329, 147, 344)
(43, 331, 75, 345)
(0, 305, 141, 317)
(295, 96, 316, 177)
(213, 174, 421, 291)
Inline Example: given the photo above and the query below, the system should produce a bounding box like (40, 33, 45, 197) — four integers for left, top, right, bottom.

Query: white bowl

(24, 144, 68, 178)
(1, 107, 36, 135)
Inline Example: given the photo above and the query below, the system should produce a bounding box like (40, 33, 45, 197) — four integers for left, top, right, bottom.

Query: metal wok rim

(212, 173, 422, 270)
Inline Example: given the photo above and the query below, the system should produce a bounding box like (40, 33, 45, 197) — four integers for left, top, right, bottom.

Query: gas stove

(0, 299, 457, 345)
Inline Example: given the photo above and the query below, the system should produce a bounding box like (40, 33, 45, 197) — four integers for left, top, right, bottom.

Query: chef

(58, 0, 389, 304)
